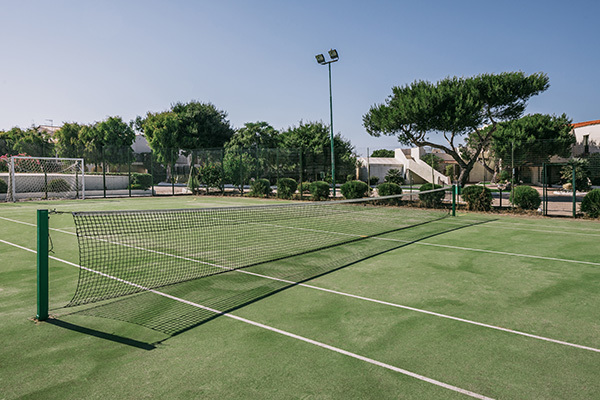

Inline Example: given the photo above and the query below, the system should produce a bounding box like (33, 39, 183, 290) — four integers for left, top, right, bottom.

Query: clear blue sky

(2, 0, 598, 155)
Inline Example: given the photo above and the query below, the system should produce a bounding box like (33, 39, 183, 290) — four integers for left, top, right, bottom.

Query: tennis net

(67, 188, 451, 307)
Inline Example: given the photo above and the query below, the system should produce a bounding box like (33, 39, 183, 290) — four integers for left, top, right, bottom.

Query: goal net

(6, 156, 85, 202)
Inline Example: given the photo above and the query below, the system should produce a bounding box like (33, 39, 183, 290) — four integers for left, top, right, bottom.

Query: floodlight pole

(315, 50, 339, 197)
(328, 62, 335, 197)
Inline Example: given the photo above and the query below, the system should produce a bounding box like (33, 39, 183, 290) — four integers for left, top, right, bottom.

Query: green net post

(452, 184, 456, 216)
(102, 147, 107, 198)
(128, 149, 132, 197)
(572, 164, 577, 218)
(37, 209, 49, 321)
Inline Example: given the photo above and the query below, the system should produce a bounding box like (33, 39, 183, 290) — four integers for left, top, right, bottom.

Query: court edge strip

(1, 216, 599, 353)
(0, 238, 494, 400)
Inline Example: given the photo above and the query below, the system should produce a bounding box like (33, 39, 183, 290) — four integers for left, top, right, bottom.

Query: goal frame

(8, 156, 85, 202)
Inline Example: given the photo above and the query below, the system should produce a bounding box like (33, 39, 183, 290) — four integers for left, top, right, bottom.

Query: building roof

(358, 157, 402, 165)
(572, 120, 600, 129)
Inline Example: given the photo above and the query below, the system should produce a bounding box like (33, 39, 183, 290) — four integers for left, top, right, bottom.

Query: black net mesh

(67, 189, 450, 308)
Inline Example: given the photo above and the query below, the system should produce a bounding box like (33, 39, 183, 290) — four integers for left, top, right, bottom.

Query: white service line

(0, 238, 494, 400)
(2, 215, 599, 353)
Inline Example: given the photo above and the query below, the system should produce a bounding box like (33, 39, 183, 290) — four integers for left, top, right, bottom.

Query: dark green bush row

(510, 185, 540, 210)
(581, 188, 600, 218)
(249, 178, 272, 197)
(276, 178, 297, 199)
(341, 180, 369, 199)
(419, 183, 444, 207)
(310, 181, 330, 201)
(462, 185, 493, 211)
(0, 178, 7, 193)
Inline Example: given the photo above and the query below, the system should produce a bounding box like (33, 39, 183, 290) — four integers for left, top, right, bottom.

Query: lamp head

(328, 49, 339, 61)
(315, 54, 326, 64)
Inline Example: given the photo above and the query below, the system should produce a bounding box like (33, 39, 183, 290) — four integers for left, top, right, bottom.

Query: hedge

(419, 183, 444, 208)
(461, 185, 493, 211)
(249, 178, 272, 197)
(276, 178, 297, 199)
(309, 181, 330, 201)
(510, 185, 541, 210)
(340, 180, 369, 199)
(581, 188, 600, 218)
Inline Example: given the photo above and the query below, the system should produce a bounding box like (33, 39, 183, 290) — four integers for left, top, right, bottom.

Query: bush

(199, 164, 223, 193)
(368, 176, 379, 186)
(346, 174, 355, 183)
(377, 182, 402, 197)
(340, 180, 369, 199)
(309, 181, 330, 201)
(0, 178, 7, 193)
(384, 168, 404, 185)
(581, 189, 600, 218)
(130, 173, 153, 190)
(299, 181, 311, 193)
(561, 158, 590, 191)
(45, 178, 70, 192)
(249, 178, 271, 197)
(510, 185, 541, 210)
(461, 185, 493, 211)
(276, 178, 297, 199)
(376, 182, 402, 205)
(418, 183, 444, 208)
(498, 170, 511, 183)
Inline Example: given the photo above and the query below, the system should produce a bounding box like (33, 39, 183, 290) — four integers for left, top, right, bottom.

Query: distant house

(571, 119, 600, 156)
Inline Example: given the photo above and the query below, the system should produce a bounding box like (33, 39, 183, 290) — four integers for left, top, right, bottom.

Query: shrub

(130, 173, 153, 190)
(45, 178, 70, 192)
(498, 170, 511, 183)
(510, 185, 541, 210)
(309, 181, 330, 201)
(346, 174, 355, 183)
(368, 176, 379, 186)
(376, 182, 402, 205)
(249, 178, 271, 197)
(581, 188, 600, 218)
(340, 180, 369, 199)
(276, 178, 297, 199)
(461, 185, 493, 211)
(561, 158, 590, 191)
(0, 178, 7, 193)
(377, 182, 402, 197)
(418, 183, 444, 208)
(384, 168, 404, 185)
(299, 181, 311, 193)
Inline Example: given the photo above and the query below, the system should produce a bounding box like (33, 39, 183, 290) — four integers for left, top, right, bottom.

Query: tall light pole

(315, 49, 339, 196)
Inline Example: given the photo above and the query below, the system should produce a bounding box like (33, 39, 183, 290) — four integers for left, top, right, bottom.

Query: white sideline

(1, 215, 599, 353)
(0, 238, 494, 400)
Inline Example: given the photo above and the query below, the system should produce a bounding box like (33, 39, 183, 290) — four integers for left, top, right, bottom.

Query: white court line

(2, 215, 599, 352)
(445, 218, 600, 238)
(0, 238, 494, 400)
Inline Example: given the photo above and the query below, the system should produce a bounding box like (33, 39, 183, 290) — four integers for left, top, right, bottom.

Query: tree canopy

(370, 149, 395, 158)
(0, 127, 54, 157)
(363, 71, 550, 185)
(170, 101, 234, 151)
(225, 121, 280, 151)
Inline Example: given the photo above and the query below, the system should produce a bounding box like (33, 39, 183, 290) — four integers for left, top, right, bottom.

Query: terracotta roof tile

(572, 120, 600, 128)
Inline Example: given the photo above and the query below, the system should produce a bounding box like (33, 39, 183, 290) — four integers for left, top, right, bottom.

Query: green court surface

(0, 196, 598, 399)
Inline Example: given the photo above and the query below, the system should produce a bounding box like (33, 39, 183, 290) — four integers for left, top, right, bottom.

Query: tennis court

(1, 195, 598, 399)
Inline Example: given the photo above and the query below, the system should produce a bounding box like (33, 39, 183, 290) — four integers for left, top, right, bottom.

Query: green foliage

(340, 180, 369, 199)
(510, 185, 541, 210)
(171, 101, 234, 150)
(369, 176, 379, 186)
(196, 164, 223, 193)
(487, 113, 575, 168)
(138, 111, 180, 166)
(249, 178, 271, 197)
(418, 183, 444, 207)
(276, 178, 297, 199)
(498, 169, 511, 182)
(581, 189, 600, 218)
(461, 185, 493, 211)
(364, 71, 550, 185)
(561, 158, 591, 191)
(55, 122, 86, 158)
(421, 153, 443, 171)
(384, 168, 404, 185)
(445, 164, 455, 179)
(130, 173, 153, 190)
(299, 181, 311, 193)
(370, 149, 395, 157)
(281, 121, 357, 182)
(226, 122, 280, 150)
(0, 178, 7, 193)
(0, 127, 54, 157)
(377, 182, 402, 197)
(45, 178, 70, 192)
(309, 181, 330, 201)
(588, 153, 600, 185)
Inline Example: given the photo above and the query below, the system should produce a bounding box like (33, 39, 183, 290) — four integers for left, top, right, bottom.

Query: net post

(128, 149, 132, 197)
(36, 209, 49, 321)
(452, 184, 456, 216)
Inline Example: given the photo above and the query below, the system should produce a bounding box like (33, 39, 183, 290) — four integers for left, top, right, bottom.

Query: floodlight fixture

(328, 49, 339, 61)
(315, 54, 326, 64)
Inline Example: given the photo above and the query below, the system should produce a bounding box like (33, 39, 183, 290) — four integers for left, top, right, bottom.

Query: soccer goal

(6, 156, 85, 202)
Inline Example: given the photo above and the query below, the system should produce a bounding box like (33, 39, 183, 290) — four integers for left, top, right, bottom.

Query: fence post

(36, 209, 49, 321)
(102, 147, 107, 198)
(128, 149, 132, 197)
(452, 184, 456, 216)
